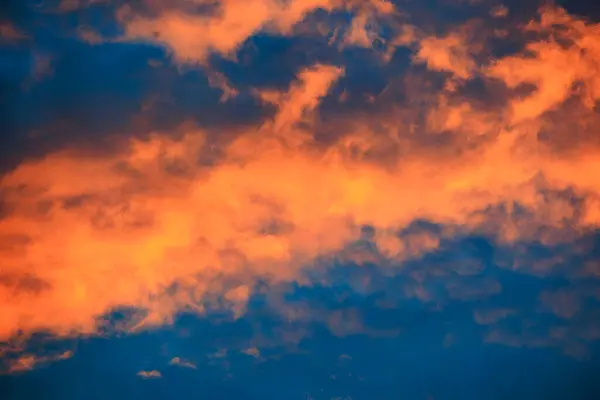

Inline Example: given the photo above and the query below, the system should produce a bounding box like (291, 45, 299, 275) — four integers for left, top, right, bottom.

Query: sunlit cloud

(1, 350, 73, 375)
(1, 1, 600, 378)
(169, 356, 197, 369)
(137, 369, 162, 379)
(117, 0, 398, 64)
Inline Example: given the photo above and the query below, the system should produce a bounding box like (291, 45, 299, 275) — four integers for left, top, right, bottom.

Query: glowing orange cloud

(118, 0, 397, 63)
(486, 6, 600, 123)
(137, 370, 162, 379)
(1, 351, 73, 374)
(413, 31, 477, 79)
(1, 5, 600, 347)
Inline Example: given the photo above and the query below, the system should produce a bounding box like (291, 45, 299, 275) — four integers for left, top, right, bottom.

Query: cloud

(0, 22, 28, 43)
(483, 321, 596, 360)
(539, 289, 582, 319)
(56, 0, 110, 13)
(137, 369, 162, 379)
(1, 350, 73, 374)
(485, 6, 600, 124)
(169, 356, 197, 369)
(490, 5, 509, 18)
(255, 63, 344, 131)
(0, 62, 348, 340)
(241, 347, 260, 358)
(1, 3, 600, 374)
(117, 0, 398, 64)
(413, 30, 477, 79)
(205, 69, 239, 102)
(20, 53, 55, 91)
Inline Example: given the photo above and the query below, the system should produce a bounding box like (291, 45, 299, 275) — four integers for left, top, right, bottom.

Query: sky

(1, 0, 600, 399)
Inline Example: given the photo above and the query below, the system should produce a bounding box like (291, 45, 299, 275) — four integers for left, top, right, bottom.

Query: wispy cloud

(169, 356, 197, 369)
(1, 351, 73, 374)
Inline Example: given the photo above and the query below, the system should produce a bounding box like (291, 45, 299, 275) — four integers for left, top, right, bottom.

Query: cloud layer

(1, 0, 600, 377)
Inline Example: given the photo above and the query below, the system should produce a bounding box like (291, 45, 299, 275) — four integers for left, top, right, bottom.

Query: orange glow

(119, 0, 397, 63)
(1, 4, 600, 345)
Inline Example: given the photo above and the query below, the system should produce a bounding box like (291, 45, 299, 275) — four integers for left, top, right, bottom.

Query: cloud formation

(1, 1, 600, 375)
(137, 369, 162, 379)
(118, 0, 398, 63)
(0, 349, 73, 374)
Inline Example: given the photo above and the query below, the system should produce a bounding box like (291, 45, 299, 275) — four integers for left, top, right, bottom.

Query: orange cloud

(256, 64, 345, 132)
(169, 356, 197, 369)
(413, 31, 477, 79)
(1, 351, 73, 374)
(117, 0, 398, 63)
(490, 5, 509, 18)
(485, 6, 600, 123)
(206, 69, 239, 102)
(342, 0, 397, 47)
(1, 5, 600, 356)
(137, 369, 162, 379)
(118, 0, 335, 63)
